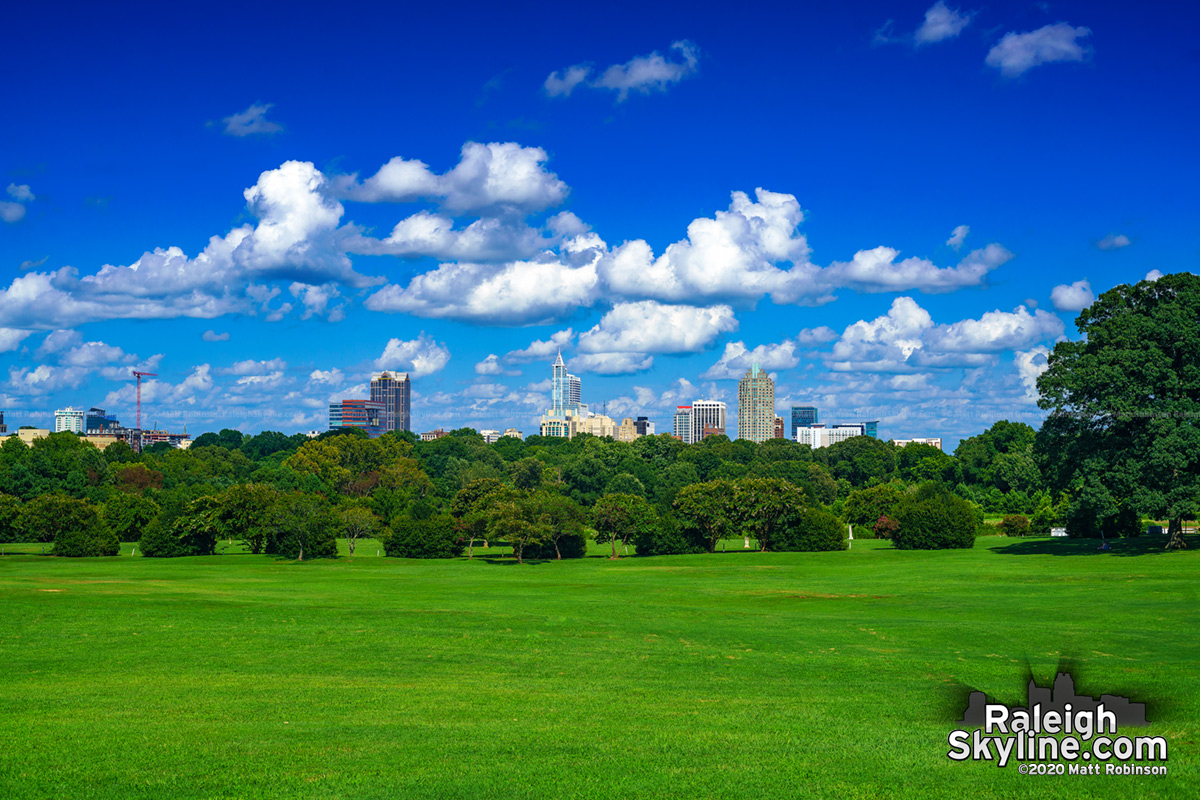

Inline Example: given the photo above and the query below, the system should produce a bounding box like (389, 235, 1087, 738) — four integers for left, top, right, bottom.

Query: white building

(502, 428, 523, 439)
(54, 406, 85, 433)
(691, 400, 726, 442)
(479, 429, 502, 444)
(893, 437, 943, 451)
(795, 423, 867, 449)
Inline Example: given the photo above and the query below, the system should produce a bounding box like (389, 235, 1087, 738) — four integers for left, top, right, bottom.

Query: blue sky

(2, 1, 1196, 449)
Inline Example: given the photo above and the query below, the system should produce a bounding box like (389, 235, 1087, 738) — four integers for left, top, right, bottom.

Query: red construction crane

(132, 370, 157, 432)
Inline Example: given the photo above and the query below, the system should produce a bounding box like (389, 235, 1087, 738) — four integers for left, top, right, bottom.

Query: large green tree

(1036, 272, 1200, 548)
(592, 494, 658, 559)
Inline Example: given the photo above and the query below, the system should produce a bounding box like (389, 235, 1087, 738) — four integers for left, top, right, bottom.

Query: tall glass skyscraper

(791, 406, 818, 439)
(370, 371, 411, 433)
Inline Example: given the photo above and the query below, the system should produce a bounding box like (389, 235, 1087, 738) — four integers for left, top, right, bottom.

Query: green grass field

(0, 536, 1195, 799)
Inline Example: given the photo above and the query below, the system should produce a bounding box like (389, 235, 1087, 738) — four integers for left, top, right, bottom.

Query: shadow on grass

(991, 535, 1195, 557)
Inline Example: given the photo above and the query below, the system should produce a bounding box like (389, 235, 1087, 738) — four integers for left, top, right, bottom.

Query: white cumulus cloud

(946, 224, 969, 249)
(578, 301, 738, 355)
(375, 333, 451, 378)
(1051, 279, 1095, 311)
(1097, 233, 1131, 250)
(701, 340, 800, 380)
(342, 142, 568, 215)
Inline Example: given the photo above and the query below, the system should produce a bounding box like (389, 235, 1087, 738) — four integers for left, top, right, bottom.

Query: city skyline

(3, 2, 1195, 451)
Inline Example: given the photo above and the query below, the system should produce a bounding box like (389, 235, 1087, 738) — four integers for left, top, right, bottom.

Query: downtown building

(672, 401, 726, 444)
(737, 364, 775, 443)
(791, 406, 818, 439)
(371, 371, 411, 433)
(795, 421, 880, 449)
(540, 353, 586, 438)
(329, 399, 385, 438)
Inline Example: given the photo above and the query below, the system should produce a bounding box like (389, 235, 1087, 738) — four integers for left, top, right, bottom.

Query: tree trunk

(348, 539, 356, 556)
(298, 543, 304, 561)
(515, 542, 523, 564)
(554, 538, 561, 560)
(1166, 517, 1187, 550)
(610, 535, 618, 559)
(468, 537, 474, 560)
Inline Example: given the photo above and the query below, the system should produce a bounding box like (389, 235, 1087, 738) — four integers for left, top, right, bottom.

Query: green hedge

(893, 494, 976, 550)
(774, 508, 846, 552)
(384, 514, 464, 559)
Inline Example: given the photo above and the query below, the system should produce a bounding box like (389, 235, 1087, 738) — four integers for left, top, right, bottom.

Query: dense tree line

(0, 415, 1079, 559)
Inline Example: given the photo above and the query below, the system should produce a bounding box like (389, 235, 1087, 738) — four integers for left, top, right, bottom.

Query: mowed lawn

(0, 537, 1196, 799)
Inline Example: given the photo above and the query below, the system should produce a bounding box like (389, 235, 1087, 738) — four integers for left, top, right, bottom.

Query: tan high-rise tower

(737, 363, 775, 443)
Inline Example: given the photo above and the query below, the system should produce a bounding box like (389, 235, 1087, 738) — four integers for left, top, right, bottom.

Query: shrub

(774, 507, 846, 552)
(631, 514, 706, 557)
(872, 515, 899, 540)
(384, 514, 463, 559)
(997, 514, 1030, 537)
(138, 519, 192, 558)
(891, 483, 977, 549)
(842, 484, 905, 527)
(892, 491, 977, 550)
(28, 495, 120, 557)
(19, 494, 118, 556)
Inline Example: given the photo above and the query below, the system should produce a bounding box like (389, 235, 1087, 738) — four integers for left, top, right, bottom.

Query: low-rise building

(576, 414, 616, 439)
(479, 429, 502, 444)
(420, 429, 449, 442)
(330, 399, 385, 438)
(616, 417, 640, 443)
(893, 437, 943, 450)
(503, 428, 523, 439)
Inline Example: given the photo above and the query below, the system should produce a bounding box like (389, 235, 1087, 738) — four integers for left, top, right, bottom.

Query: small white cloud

(701, 340, 800, 380)
(0, 328, 33, 353)
(547, 41, 700, 101)
(19, 256, 48, 271)
(796, 326, 837, 345)
(220, 357, 287, 376)
(375, 332, 451, 378)
(1145, 269, 1164, 282)
(1015, 347, 1051, 402)
(505, 329, 575, 363)
(202, 330, 230, 342)
(577, 301, 738, 355)
(1097, 233, 1131, 250)
(289, 281, 345, 321)
(1050, 279, 1095, 311)
(915, 2, 973, 45)
(308, 368, 344, 386)
(474, 354, 519, 376)
(0, 203, 26, 223)
(946, 224, 969, 249)
(221, 103, 283, 136)
(343, 141, 568, 215)
(986, 23, 1092, 77)
(37, 329, 83, 356)
(571, 352, 655, 374)
(6, 184, 34, 202)
(544, 64, 593, 97)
